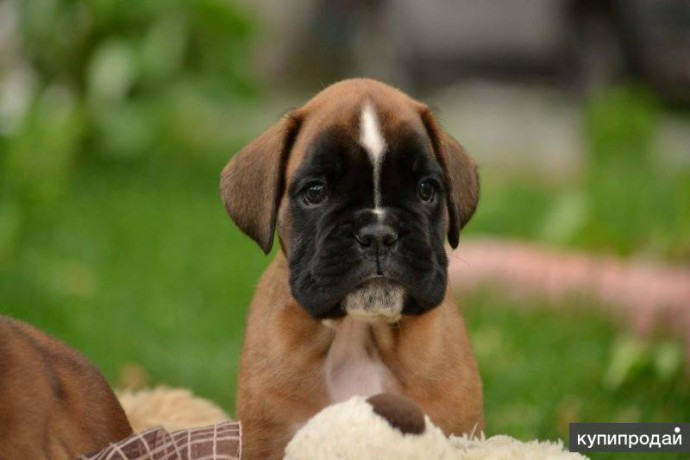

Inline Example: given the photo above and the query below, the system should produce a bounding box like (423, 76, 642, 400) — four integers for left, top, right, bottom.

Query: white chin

(343, 279, 405, 323)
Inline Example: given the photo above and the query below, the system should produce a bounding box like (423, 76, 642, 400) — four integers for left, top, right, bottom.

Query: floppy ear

(220, 112, 301, 254)
(418, 106, 479, 249)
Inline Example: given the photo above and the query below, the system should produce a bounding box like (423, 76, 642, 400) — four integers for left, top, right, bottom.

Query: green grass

(464, 293, 689, 460)
(1, 158, 688, 460)
(466, 167, 690, 263)
(1, 158, 266, 411)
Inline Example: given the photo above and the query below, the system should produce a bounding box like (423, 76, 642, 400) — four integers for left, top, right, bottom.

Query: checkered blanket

(81, 422, 241, 460)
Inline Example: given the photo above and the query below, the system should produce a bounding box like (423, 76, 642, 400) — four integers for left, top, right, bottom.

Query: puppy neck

(322, 317, 396, 403)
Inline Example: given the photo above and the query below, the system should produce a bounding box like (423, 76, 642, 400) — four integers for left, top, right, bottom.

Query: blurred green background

(1, 1, 689, 459)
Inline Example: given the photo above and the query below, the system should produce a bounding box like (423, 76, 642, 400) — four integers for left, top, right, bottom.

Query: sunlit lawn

(1, 158, 688, 460)
(466, 296, 689, 460)
(1, 158, 261, 410)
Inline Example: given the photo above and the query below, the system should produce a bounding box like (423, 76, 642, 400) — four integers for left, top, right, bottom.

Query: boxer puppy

(221, 78, 483, 459)
(0, 316, 133, 459)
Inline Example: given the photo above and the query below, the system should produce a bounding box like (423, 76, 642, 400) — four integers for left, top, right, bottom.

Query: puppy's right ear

(220, 112, 301, 254)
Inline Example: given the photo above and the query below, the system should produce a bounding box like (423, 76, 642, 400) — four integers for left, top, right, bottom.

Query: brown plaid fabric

(82, 421, 241, 460)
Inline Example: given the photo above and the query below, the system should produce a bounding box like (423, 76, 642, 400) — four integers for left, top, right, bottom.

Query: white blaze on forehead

(359, 102, 387, 210)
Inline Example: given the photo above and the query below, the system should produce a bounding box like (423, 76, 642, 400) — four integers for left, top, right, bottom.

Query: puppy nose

(355, 223, 399, 248)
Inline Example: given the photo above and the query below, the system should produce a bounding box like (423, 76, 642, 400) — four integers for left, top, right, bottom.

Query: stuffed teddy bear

(94, 388, 587, 459)
(285, 393, 588, 460)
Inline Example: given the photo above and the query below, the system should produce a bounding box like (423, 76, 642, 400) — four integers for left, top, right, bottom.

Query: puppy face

(221, 79, 478, 321)
(285, 107, 450, 319)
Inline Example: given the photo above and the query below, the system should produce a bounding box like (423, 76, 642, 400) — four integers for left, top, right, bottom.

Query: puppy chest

(322, 318, 395, 403)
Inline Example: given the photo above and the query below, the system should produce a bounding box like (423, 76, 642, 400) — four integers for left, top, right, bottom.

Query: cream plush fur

(285, 396, 588, 460)
(119, 388, 587, 459)
(117, 386, 228, 433)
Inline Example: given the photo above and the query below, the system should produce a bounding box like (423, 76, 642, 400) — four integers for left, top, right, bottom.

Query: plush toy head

(285, 393, 454, 460)
(285, 393, 588, 460)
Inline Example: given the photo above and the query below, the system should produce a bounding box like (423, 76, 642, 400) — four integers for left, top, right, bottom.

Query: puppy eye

(302, 182, 327, 205)
(417, 179, 436, 203)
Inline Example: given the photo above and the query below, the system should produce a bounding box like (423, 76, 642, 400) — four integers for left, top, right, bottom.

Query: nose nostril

(355, 233, 372, 247)
(383, 232, 399, 246)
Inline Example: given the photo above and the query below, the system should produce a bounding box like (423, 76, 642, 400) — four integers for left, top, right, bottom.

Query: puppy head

(221, 79, 478, 320)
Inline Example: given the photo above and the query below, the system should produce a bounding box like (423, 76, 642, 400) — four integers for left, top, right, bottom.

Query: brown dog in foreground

(221, 79, 483, 459)
(0, 316, 132, 459)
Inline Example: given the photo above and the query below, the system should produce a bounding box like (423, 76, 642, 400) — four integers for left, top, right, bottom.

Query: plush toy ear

(367, 393, 426, 435)
(220, 112, 301, 254)
(418, 106, 479, 249)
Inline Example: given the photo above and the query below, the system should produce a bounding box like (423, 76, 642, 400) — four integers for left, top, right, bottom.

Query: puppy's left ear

(220, 112, 302, 254)
(418, 105, 479, 249)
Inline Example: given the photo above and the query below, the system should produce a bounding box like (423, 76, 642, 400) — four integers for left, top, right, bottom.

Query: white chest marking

(359, 103, 387, 211)
(323, 318, 390, 403)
